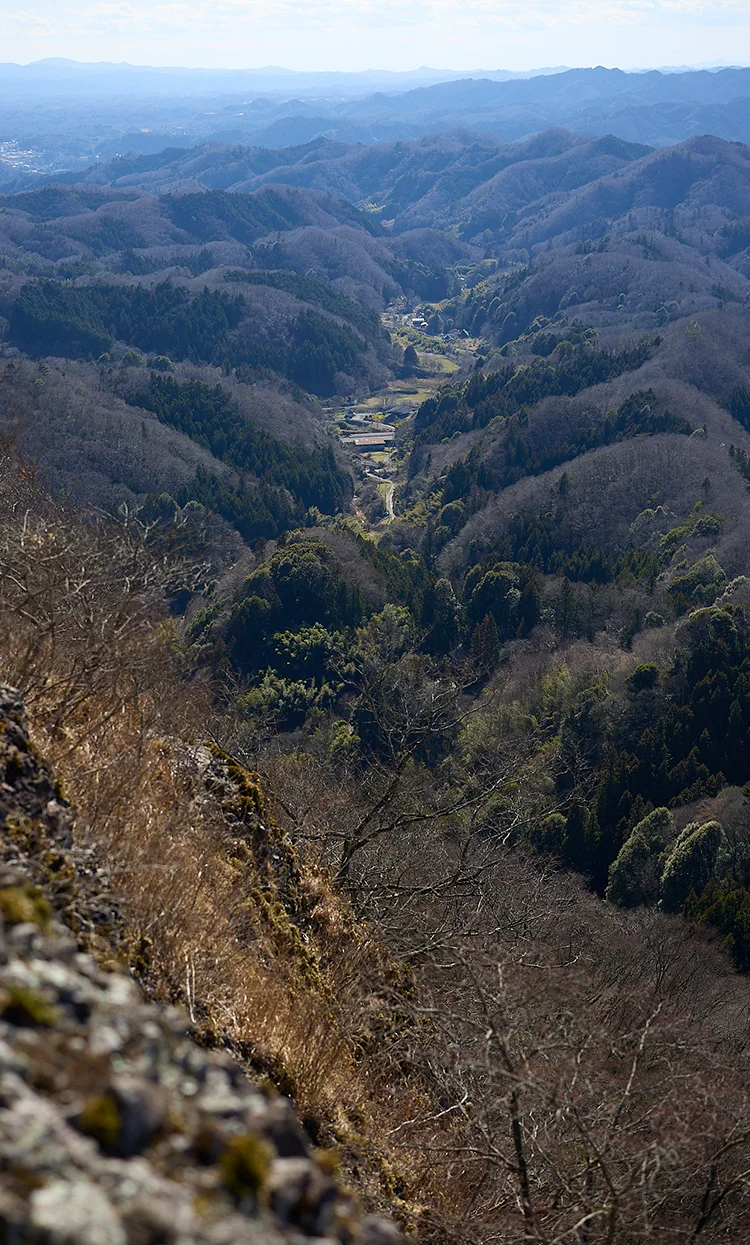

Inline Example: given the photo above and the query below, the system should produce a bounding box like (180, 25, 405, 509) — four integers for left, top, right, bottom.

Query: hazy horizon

(4, 2, 750, 77)
(2, 57, 747, 75)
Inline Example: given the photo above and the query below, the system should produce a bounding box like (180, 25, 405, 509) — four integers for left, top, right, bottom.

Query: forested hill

(8, 63, 750, 185)
(41, 129, 651, 201)
(4, 127, 750, 543)
(3, 98, 750, 1244)
(30, 128, 750, 260)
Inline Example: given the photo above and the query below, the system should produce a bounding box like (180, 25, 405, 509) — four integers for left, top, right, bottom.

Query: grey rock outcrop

(0, 686, 403, 1245)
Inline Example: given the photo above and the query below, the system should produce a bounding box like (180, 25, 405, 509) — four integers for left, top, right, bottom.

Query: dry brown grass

(0, 452, 469, 1234)
(8, 454, 750, 1243)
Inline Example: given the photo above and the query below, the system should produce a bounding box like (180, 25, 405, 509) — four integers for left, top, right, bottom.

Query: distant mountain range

(0, 59, 569, 98)
(5, 64, 750, 187)
(26, 127, 750, 252)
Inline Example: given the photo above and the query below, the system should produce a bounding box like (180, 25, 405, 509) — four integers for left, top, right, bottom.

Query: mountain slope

(3, 104, 750, 1244)
(9, 64, 750, 189)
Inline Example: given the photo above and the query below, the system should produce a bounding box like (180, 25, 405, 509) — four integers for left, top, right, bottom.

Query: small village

(328, 301, 480, 525)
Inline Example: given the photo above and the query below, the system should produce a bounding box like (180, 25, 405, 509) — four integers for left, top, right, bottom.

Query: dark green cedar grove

(129, 374, 352, 536)
(9, 279, 373, 397)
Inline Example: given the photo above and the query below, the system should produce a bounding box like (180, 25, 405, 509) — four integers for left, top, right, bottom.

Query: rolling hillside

(8, 63, 750, 188)
(3, 90, 750, 1245)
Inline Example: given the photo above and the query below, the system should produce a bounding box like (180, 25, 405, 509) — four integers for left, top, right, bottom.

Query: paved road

(365, 473, 395, 521)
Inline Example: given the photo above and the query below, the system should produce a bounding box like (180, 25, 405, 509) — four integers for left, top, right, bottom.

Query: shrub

(629, 663, 659, 692)
(643, 611, 665, 629)
(660, 820, 725, 914)
(606, 808, 673, 907)
(668, 555, 726, 615)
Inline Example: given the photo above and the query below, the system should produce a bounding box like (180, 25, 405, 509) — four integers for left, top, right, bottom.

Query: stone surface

(0, 686, 404, 1245)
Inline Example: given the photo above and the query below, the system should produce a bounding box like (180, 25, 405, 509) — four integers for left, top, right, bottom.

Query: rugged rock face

(0, 686, 402, 1245)
(0, 684, 123, 961)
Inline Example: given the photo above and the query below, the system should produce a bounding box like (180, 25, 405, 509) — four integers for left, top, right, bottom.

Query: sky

(2, 0, 750, 74)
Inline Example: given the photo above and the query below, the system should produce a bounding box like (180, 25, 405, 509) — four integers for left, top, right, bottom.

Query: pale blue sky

(3, 1, 750, 73)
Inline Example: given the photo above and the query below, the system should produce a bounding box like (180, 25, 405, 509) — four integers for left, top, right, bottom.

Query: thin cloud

(4, 0, 750, 67)
(15, 0, 750, 35)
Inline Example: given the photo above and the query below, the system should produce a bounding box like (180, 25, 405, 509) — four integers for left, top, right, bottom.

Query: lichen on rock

(0, 686, 404, 1245)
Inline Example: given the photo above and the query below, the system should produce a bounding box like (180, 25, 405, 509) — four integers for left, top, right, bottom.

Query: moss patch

(0, 985, 58, 1027)
(77, 1092, 122, 1151)
(219, 1134, 272, 1201)
(0, 883, 51, 928)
